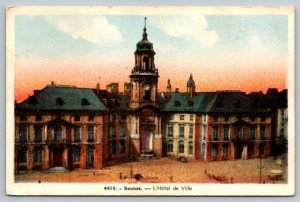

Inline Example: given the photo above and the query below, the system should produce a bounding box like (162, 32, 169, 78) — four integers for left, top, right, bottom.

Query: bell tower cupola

(130, 17, 159, 108)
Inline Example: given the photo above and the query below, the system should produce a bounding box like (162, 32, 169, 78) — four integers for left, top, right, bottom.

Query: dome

(187, 74, 195, 88)
(135, 18, 155, 53)
(136, 27, 154, 52)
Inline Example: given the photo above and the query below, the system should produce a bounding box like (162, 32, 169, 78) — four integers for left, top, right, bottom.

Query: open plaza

(15, 156, 287, 184)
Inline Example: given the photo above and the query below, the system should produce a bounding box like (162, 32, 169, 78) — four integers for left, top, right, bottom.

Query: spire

(166, 79, 172, 93)
(142, 17, 148, 41)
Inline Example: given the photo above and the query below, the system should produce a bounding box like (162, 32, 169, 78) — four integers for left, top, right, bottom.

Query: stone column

(154, 134, 162, 157)
(27, 145, 34, 171)
(29, 125, 34, 143)
(42, 145, 49, 170)
(79, 145, 86, 169)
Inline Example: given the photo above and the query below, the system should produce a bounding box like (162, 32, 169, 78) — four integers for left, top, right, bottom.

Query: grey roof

(16, 85, 108, 111)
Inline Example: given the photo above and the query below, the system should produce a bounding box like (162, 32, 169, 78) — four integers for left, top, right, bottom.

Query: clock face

(144, 83, 150, 91)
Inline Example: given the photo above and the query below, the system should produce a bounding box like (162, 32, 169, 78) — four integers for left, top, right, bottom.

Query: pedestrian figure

(204, 169, 207, 175)
(230, 177, 233, 183)
(120, 172, 123, 180)
(170, 175, 173, 182)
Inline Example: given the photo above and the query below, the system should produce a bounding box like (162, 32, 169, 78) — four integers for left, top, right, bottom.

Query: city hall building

(14, 21, 287, 172)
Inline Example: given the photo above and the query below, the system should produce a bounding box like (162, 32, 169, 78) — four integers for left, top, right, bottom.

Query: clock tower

(129, 17, 159, 109)
(129, 18, 162, 158)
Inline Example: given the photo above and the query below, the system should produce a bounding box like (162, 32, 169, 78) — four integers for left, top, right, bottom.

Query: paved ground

(15, 156, 287, 184)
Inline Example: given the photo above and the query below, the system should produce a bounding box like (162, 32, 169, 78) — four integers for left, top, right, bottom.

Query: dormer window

(188, 101, 194, 107)
(81, 98, 90, 106)
(174, 100, 181, 107)
(56, 97, 65, 106)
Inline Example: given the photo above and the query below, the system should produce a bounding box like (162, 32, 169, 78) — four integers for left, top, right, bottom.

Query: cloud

(45, 16, 122, 45)
(150, 15, 218, 47)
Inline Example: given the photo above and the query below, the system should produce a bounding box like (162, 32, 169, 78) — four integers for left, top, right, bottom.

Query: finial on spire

(142, 17, 148, 40)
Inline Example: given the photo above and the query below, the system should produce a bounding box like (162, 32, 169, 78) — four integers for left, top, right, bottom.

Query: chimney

(96, 82, 100, 93)
(175, 88, 179, 93)
(124, 82, 131, 96)
(106, 82, 119, 94)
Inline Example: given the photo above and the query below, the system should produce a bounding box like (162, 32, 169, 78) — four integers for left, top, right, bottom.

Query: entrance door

(53, 148, 63, 167)
(141, 130, 153, 152)
(86, 148, 94, 168)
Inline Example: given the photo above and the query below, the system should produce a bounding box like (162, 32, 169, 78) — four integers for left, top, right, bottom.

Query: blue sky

(14, 14, 289, 101)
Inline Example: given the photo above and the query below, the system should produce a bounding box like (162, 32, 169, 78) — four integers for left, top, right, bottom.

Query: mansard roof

(163, 92, 216, 113)
(163, 89, 286, 114)
(16, 85, 108, 111)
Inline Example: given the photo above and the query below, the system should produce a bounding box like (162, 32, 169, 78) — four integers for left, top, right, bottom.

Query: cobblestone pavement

(15, 156, 287, 184)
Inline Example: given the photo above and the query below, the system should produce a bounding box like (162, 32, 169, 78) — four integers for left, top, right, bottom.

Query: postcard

(6, 6, 295, 196)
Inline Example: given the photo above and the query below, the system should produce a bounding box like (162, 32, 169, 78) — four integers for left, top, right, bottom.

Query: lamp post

(257, 155, 264, 184)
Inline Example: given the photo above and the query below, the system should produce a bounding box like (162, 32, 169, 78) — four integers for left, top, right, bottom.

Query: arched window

(143, 56, 149, 70)
(55, 97, 65, 106)
(178, 140, 184, 153)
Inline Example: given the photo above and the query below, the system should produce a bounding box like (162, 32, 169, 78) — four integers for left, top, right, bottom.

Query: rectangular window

(169, 115, 174, 121)
(201, 125, 206, 140)
(74, 115, 81, 122)
(224, 116, 229, 122)
(260, 126, 266, 140)
(110, 114, 116, 122)
(19, 125, 28, 142)
(250, 127, 255, 139)
(121, 114, 126, 122)
(213, 116, 218, 122)
(119, 140, 125, 153)
(88, 126, 94, 142)
(88, 115, 94, 122)
(119, 127, 126, 138)
(222, 144, 228, 159)
(35, 115, 42, 122)
(73, 147, 80, 162)
(109, 127, 115, 139)
(250, 116, 255, 122)
(18, 147, 27, 163)
(223, 126, 229, 140)
(110, 141, 116, 154)
(212, 127, 218, 141)
(167, 141, 173, 152)
(189, 125, 193, 138)
(168, 124, 173, 137)
(180, 114, 184, 120)
(33, 148, 41, 163)
(34, 126, 42, 143)
(188, 141, 193, 154)
(178, 141, 184, 153)
(74, 126, 81, 142)
(238, 127, 243, 139)
(261, 116, 265, 122)
(190, 115, 194, 121)
(179, 124, 184, 137)
(211, 145, 217, 158)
